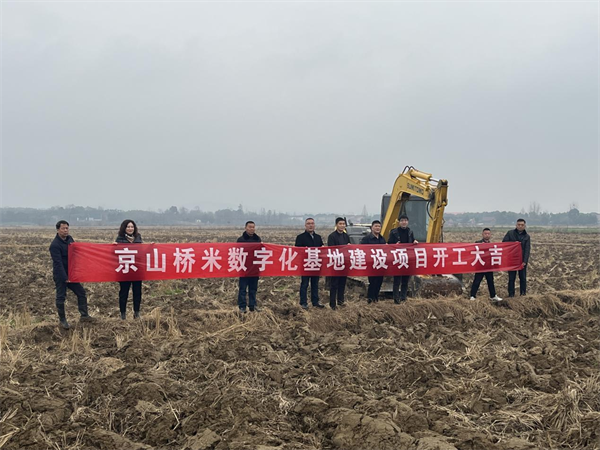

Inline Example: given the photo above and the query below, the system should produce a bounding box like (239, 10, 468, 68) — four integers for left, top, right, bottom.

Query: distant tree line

(0, 205, 597, 227)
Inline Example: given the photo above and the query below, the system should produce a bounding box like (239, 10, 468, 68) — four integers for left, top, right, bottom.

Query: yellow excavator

(346, 166, 463, 297)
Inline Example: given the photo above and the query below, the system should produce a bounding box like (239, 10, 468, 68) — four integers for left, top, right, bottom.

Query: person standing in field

(469, 228, 503, 302)
(388, 214, 418, 304)
(295, 218, 325, 310)
(360, 220, 386, 304)
(49, 220, 93, 329)
(327, 217, 350, 310)
(503, 218, 531, 297)
(237, 221, 262, 313)
(113, 220, 145, 319)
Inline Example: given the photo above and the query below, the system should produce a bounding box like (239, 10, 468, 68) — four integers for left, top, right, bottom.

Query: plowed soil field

(0, 227, 598, 450)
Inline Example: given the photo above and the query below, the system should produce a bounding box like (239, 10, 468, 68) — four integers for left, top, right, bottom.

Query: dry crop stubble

(0, 227, 598, 449)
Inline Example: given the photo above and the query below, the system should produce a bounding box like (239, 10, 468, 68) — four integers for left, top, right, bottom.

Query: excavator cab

(381, 195, 429, 243)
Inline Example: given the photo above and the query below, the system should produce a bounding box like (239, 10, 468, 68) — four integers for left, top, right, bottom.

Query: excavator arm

(381, 167, 448, 243)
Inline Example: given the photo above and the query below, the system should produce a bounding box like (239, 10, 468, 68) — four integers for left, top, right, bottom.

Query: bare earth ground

(0, 227, 598, 450)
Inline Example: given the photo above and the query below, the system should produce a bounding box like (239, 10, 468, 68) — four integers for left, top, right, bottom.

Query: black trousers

(238, 277, 259, 309)
(329, 276, 347, 307)
(367, 276, 384, 301)
(54, 279, 88, 318)
(508, 267, 527, 297)
(392, 276, 410, 300)
(300, 276, 320, 306)
(470, 272, 497, 298)
(119, 281, 142, 313)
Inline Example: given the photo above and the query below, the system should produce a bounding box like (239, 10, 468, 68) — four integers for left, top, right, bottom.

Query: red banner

(68, 242, 523, 282)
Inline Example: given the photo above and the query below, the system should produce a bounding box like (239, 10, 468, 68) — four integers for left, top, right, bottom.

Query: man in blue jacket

(49, 220, 92, 329)
(503, 218, 531, 297)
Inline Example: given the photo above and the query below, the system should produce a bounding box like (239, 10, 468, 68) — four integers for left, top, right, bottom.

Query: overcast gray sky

(2, 1, 598, 215)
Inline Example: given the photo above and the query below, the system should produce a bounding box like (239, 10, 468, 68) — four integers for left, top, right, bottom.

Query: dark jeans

(300, 276, 320, 306)
(367, 276, 384, 301)
(329, 276, 347, 308)
(508, 266, 527, 297)
(393, 276, 410, 300)
(54, 279, 88, 318)
(119, 281, 142, 313)
(470, 272, 497, 298)
(238, 277, 259, 309)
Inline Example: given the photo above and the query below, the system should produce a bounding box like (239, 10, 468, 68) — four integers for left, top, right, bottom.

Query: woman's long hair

(118, 219, 139, 237)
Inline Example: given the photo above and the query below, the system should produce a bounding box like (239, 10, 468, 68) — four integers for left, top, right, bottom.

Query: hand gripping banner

(68, 242, 523, 283)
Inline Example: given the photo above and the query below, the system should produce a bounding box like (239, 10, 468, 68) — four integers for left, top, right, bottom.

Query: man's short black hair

(483, 227, 491, 232)
(305, 217, 314, 223)
(399, 215, 409, 221)
(56, 220, 69, 230)
(335, 217, 345, 225)
(517, 218, 526, 224)
(371, 220, 381, 226)
(245, 221, 255, 227)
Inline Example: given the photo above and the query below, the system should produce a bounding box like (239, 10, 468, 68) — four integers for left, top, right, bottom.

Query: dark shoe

(239, 307, 247, 314)
(133, 311, 141, 319)
(373, 299, 379, 303)
(367, 299, 373, 304)
(120, 312, 126, 320)
(330, 306, 337, 310)
(313, 303, 325, 309)
(249, 306, 261, 312)
(300, 304, 309, 310)
(394, 298, 400, 304)
(59, 318, 70, 329)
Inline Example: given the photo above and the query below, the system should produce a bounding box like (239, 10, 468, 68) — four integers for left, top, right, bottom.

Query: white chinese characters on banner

(173, 248, 196, 273)
(327, 248, 345, 271)
(349, 248, 367, 270)
(391, 248, 409, 269)
(227, 247, 248, 272)
(303, 248, 322, 271)
(115, 248, 138, 273)
(414, 248, 427, 268)
(279, 247, 298, 271)
(452, 248, 467, 266)
(370, 249, 388, 270)
(490, 245, 503, 266)
(253, 248, 274, 271)
(147, 248, 166, 272)
(471, 245, 485, 266)
(201, 248, 222, 272)
(433, 248, 448, 268)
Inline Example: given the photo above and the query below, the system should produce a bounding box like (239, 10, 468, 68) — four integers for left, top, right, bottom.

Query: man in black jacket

(388, 215, 418, 303)
(49, 220, 92, 329)
(503, 218, 531, 297)
(470, 228, 503, 302)
(237, 221, 262, 313)
(361, 220, 386, 303)
(327, 217, 350, 309)
(294, 218, 325, 310)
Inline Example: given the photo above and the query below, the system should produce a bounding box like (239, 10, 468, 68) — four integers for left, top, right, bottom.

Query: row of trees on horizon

(1, 204, 597, 228)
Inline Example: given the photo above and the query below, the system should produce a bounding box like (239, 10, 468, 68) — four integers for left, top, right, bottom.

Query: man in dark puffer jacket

(503, 218, 531, 297)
